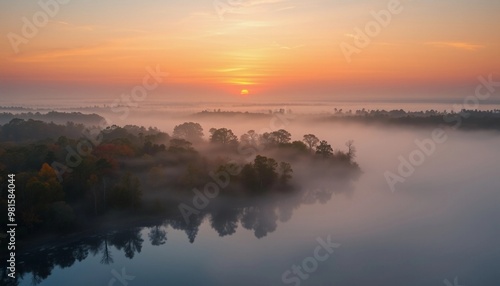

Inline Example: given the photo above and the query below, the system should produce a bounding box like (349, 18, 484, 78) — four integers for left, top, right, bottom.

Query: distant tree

(271, 129, 291, 144)
(101, 126, 136, 143)
(168, 138, 194, 153)
(289, 141, 308, 153)
(24, 163, 65, 227)
(279, 162, 293, 184)
(0, 118, 85, 142)
(240, 155, 280, 191)
(93, 143, 135, 158)
(240, 130, 260, 146)
(87, 174, 100, 215)
(240, 164, 258, 190)
(316, 140, 333, 158)
(143, 141, 166, 155)
(144, 132, 170, 144)
(27, 163, 65, 206)
(209, 128, 238, 146)
(253, 155, 278, 189)
(173, 122, 204, 143)
(261, 132, 273, 147)
(345, 140, 356, 160)
(302, 134, 319, 151)
(179, 163, 205, 188)
(261, 129, 291, 146)
(108, 173, 141, 210)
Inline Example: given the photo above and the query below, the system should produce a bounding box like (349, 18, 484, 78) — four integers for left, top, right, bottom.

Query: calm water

(10, 122, 500, 286)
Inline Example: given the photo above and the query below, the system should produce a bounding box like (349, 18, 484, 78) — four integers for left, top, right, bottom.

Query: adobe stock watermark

(178, 110, 295, 224)
(384, 74, 500, 193)
(213, 0, 247, 20)
(51, 65, 168, 182)
(281, 234, 340, 286)
(340, 0, 410, 63)
(444, 277, 465, 286)
(7, 0, 71, 54)
(108, 267, 135, 286)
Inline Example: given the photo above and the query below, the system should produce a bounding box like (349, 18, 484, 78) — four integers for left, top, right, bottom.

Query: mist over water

(3, 0, 500, 283)
(2, 97, 500, 113)
(8, 101, 500, 286)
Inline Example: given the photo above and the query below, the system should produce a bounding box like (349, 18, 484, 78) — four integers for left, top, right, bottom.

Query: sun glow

(240, 89, 249, 96)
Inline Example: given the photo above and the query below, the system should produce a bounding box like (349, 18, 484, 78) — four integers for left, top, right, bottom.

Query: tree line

(0, 119, 359, 243)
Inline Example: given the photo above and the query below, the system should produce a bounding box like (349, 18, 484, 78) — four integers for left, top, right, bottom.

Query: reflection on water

(3, 124, 500, 286)
(2, 177, 357, 286)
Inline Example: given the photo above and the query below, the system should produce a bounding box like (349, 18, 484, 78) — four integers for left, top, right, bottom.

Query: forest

(0, 111, 104, 126)
(195, 108, 500, 130)
(0, 118, 360, 247)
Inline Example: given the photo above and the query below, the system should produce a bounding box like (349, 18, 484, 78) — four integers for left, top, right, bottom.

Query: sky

(0, 0, 499, 103)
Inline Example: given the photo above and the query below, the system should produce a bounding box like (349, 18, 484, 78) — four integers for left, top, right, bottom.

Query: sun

(240, 89, 249, 96)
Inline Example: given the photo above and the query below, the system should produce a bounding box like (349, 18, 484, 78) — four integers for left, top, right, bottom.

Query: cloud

(10, 44, 114, 63)
(48, 20, 97, 31)
(213, 67, 248, 73)
(9, 36, 161, 63)
(47, 20, 149, 34)
(425, 41, 484, 51)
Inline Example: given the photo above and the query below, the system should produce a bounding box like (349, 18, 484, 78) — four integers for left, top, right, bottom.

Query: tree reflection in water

(1, 177, 357, 286)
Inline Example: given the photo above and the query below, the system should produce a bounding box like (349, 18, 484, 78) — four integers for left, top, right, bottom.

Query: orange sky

(0, 0, 499, 101)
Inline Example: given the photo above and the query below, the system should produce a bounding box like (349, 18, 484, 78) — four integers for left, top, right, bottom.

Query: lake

(12, 119, 500, 286)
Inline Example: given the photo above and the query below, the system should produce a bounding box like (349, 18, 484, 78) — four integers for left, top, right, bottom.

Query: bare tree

(345, 140, 356, 160)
